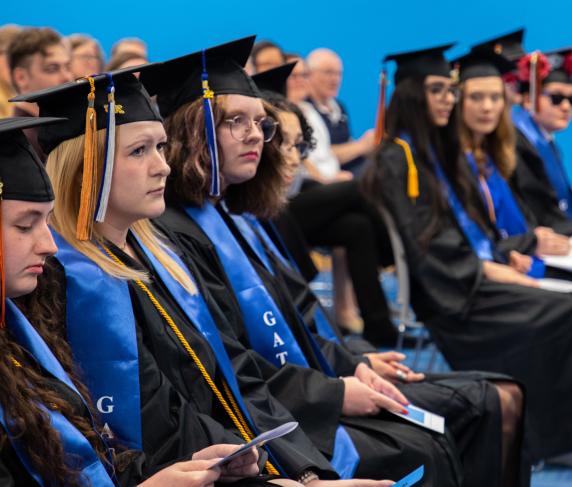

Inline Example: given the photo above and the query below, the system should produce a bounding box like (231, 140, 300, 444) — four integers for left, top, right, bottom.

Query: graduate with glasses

(361, 42, 572, 472)
(148, 36, 465, 487)
(511, 46, 572, 234)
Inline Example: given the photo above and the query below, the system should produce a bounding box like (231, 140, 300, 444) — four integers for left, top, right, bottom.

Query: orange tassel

(76, 77, 99, 241)
(0, 182, 5, 328)
(374, 70, 387, 145)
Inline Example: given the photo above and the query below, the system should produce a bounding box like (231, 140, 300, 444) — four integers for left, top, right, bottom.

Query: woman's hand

(353, 363, 409, 405)
(365, 352, 425, 383)
(482, 260, 539, 287)
(342, 376, 408, 416)
(192, 444, 259, 481)
(508, 251, 533, 274)
(138, 459, 220, 487)
(535, 227, 571, 255)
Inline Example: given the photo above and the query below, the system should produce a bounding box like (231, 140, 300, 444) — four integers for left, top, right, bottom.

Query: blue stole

(512, 108, 572, 217)
(53, 230, 285, 473)
(465, 152, 546, 278)
(185, 202, 360, 478)
(0, 300, 115, 486)
(232, 213, 340, 344)
(400, 134, 496, 261)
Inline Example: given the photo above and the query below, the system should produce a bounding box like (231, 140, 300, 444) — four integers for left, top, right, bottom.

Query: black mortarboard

(10, 64, 162, 155)
(141, 36, 261, 118)
(252, 62, 297, 96)
(0, 117, 65, 202)
(383, 43, 455, 84)
(544, 46, 572, 84)
(454, 50, 515, 82)
(471, 28, 526, 62)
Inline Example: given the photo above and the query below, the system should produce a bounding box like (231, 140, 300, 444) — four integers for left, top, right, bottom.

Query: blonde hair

(46, 127, 196, 294)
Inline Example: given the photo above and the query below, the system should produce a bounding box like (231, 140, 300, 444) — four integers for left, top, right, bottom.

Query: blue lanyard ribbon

(465, 152, 545, 278)
(0, 300, 115, 486)
(53, 230, 143, 450)
(185, 203, 359, 478)
(232, 214, 340, 344)
(512, 108, 572, 217)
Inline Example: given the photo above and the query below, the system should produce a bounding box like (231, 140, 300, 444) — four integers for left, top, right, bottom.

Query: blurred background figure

(111, 36, 148, 60)
(0, 24, 21, 118)
(249, 39, 285, 74)
(66, 33, 104, 78)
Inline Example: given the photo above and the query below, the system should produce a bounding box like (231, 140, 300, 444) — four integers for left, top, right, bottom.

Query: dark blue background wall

(4, 0, 572, 174)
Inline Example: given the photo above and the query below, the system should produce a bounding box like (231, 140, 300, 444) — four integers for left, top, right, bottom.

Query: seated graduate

(146, 36, 474, 487)
(0, 117, 263, 487)
(361, 42, 572, 465)
(510, 45, 572, 235)
(455, 37, 571, 277)
(228, 62, 528, 487)
(12, 68, 360, 486)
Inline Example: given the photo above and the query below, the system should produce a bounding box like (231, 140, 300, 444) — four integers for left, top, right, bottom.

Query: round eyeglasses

(224, 115, 278, 142)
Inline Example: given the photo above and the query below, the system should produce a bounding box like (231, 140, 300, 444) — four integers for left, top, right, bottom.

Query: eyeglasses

(224, 115, 278, 142)
(425, 82, 460, 102)
(281, 140, 310, 159)
(543, 92, 572, 106)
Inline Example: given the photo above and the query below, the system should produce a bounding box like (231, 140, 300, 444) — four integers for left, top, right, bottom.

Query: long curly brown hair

(3, 261, 110, 486)
(164, 94, 287, 218)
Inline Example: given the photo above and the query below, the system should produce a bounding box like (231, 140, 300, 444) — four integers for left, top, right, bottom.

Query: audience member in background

(249, 40, 286, 74)
(286, 54, 310, 104)
(305, 48, 375, 176)
(8, 27, 72, 159)
(0, 24, 21, 118)
(105, 50, 148, 72)
(66, 33, 104, 78)
(111, 36, 148, 60)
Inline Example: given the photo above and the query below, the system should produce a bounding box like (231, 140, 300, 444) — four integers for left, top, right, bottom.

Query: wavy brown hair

(2, 262, 110, 486)
(164, 94, 287, 218)
(458, 81, 517, 179)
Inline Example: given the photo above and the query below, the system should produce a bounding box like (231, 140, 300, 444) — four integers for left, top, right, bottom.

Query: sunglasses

(543, 92, 572, 106)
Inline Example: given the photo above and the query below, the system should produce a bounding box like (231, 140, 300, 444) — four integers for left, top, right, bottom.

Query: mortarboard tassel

(77, 76, 99, 241)
(201, 49, 220, 197)
(529, 52, 539, 116)
(394, 137, 419, 202)
(374, 69, 387, 146)
(95, 74, 117, 223)
(0, 182, 5, 328)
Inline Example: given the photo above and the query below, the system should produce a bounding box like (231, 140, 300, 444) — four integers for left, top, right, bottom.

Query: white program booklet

(390, 404, 445, 434)
(537, 278, 572, 293)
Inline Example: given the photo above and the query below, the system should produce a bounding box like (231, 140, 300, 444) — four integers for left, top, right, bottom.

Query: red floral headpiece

(563, 52, 572, 78)
(517, 52, 551, 82)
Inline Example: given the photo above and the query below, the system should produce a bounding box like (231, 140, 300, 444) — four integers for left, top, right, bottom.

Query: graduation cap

(0, 116, 66, 326)
(453, 49, 515, 82)
(141, 36, 261, 117)
(141, 36, 262, 197)
(471, 28, 526, 62)
(251, 62, 297, 96)
(544, 46, 572, 84)
(383, 43, 456, 85)
(11, 64, 163, 240)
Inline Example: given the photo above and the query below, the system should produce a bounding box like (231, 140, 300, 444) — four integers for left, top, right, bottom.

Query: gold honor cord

(102, 245, 279, 475)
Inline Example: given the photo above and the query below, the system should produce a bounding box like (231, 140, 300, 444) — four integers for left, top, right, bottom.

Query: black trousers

(285, 179, 396, 344)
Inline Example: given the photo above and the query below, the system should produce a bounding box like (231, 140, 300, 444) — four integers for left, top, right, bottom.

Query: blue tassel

(201, 49, 220, 197)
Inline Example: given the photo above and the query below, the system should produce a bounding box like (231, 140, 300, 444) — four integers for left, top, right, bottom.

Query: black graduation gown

(155, 206, 465, 487)
(79, 240, 339, 482)
(368, 140, 572, 462)
(510, 129, 572, 236)
(46, 257, 312, 486)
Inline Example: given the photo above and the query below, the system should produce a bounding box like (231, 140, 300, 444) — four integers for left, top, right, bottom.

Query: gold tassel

(77, 77, 98, 241)
(394, 137, 419, 201)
